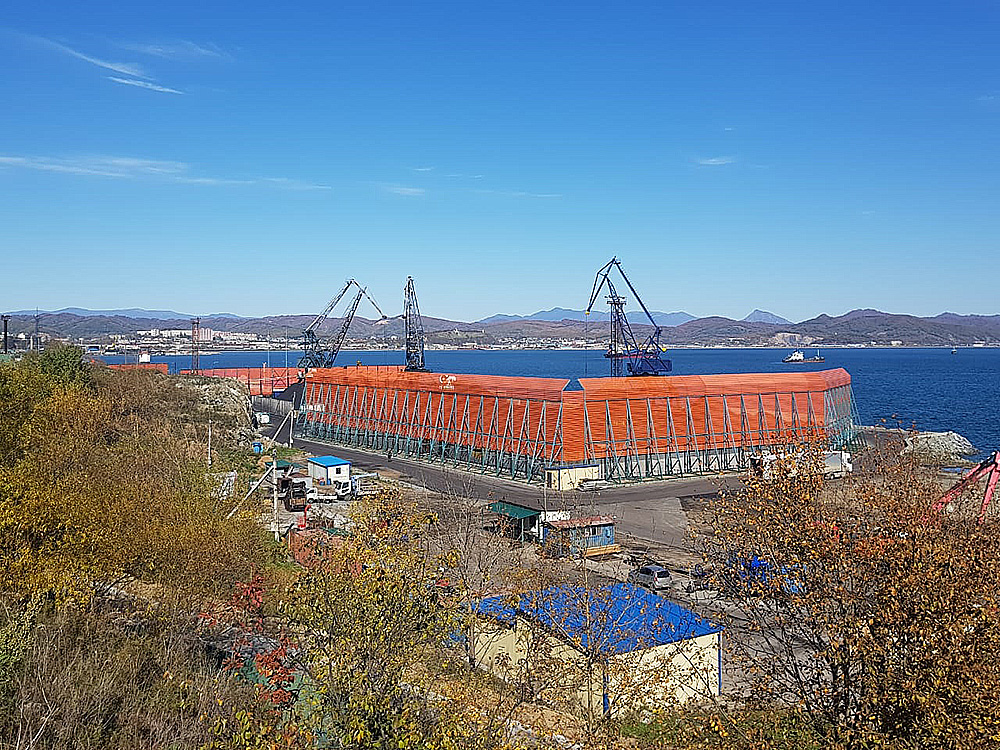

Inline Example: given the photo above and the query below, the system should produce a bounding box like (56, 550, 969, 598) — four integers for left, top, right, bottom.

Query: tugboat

(782, 349, 825, 364)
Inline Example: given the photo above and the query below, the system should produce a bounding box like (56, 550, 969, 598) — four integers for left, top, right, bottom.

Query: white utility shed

(306, 455, 351, 485)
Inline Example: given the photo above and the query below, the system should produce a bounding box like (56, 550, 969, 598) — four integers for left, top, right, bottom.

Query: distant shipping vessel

(783, 349, 825, 364)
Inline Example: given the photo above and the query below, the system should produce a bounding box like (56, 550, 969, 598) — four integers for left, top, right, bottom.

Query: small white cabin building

(307, 455, 351, 486)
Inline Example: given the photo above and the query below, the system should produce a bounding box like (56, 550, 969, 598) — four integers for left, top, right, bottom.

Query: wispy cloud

(696, 156, 735, 166)
(34, 36, 148, 78)
(108, 76, 184, 94)
(0, 154, 330, 189)
(385, 185, 425, 196)
(259, 177, 332, 191)
(0, 155, 187, 178)
(411, 166, 434, 172)
(121, 40, 227, 60)
(472, 189, 562, 199)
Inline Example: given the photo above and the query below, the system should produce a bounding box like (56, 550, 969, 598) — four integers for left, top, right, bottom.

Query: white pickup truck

(822, 450, 853, 479)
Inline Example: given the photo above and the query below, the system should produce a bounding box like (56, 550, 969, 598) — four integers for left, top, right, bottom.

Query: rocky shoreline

(863, 425, 979, 466)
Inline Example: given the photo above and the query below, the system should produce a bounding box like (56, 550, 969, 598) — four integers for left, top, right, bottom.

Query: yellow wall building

(471, 583, 722, 716)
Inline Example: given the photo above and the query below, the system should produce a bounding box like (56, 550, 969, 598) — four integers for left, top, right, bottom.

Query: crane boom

(932, 450, 1000, 523)
(322, 288, 366, 368)
(305, 280, 354, 336)
(299, 279, 386, 370)
(358, 285, 388, 321)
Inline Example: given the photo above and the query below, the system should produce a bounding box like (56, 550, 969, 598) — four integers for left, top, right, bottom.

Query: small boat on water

(951, 348, 958, 354)
(782, 349, 825, 364)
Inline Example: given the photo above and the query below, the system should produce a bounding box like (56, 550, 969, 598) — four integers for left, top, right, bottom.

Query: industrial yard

(4, 262, 999, 750)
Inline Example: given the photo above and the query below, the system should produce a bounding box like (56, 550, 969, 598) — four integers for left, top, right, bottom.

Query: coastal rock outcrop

(902, 430, 977, 463)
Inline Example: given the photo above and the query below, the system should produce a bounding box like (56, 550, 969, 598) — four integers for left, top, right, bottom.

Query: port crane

(585, 257, 672, 377)
(299, 279, 387, 369)
(932, 450, 1000, 524)
(403, 276, 428, 371)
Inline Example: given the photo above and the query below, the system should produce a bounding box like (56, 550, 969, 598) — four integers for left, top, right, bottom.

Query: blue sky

(2, 1, 998, 322)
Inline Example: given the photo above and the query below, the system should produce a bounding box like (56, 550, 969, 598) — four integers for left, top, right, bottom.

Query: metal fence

(252, 395, 294, 417)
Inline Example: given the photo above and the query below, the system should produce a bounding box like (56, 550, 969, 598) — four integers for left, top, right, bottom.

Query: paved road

(261, 412, 743, 553)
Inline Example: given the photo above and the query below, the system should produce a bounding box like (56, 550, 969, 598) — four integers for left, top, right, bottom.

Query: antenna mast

(191, 318, 201, 374)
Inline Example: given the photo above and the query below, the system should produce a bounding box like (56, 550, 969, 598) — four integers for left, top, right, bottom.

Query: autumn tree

(699, 441, 1000, 749)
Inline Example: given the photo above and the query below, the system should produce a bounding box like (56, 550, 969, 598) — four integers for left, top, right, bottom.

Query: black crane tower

(299, 279, 387, 370)
(586, 257, 672, 377)
(403, 276, 427, 371)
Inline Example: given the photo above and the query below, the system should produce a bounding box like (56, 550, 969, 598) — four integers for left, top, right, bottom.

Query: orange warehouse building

(296, 365, 859, 483)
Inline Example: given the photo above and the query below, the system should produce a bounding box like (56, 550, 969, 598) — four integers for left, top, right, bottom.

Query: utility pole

(207, 418, 212, 467)
(2, 315, 9, 355)
(272, 466, 280, 541)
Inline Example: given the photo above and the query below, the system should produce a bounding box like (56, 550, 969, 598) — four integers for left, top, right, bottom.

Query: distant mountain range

(743, 309, 791, 325)
(477, 307, 698, 326)
(13, 306, 790, 327)
(7, 307, 247, 320)
(4, 307, 1000, 347)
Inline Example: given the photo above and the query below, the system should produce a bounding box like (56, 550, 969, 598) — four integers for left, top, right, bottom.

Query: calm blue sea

(101, 347, 1000, 456)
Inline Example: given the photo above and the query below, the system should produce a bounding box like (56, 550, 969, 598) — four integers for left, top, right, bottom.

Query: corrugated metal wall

(297, 366, 859, 482)
(299, 368, 569, 479)
(576, 371, 855, 478)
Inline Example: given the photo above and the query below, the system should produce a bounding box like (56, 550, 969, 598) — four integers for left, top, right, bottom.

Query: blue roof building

(306, 455, 351, 485)
(471, 582, 723, 714)
(307, 455, 350, 467)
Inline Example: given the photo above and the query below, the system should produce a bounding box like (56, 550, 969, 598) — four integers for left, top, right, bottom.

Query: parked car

(577, 478, 611, 492)
(627, 563, 672, 591)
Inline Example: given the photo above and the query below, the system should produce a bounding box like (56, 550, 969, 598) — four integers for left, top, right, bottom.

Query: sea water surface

(103, 348, 1000, 456)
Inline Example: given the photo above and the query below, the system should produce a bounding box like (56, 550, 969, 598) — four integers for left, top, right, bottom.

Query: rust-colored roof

(548, 515, 615, 530)
(578, 368, 851, 399)
(307, 365, 570, 401)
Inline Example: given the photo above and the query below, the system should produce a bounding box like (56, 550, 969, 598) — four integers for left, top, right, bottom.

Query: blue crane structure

(403, 276, 428, 372)
(586, 257, 672, 377)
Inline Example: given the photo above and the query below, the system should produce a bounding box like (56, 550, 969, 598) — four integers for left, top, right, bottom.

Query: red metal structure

(180, 366, 302, 395)
(932, 451, 1000, 523)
